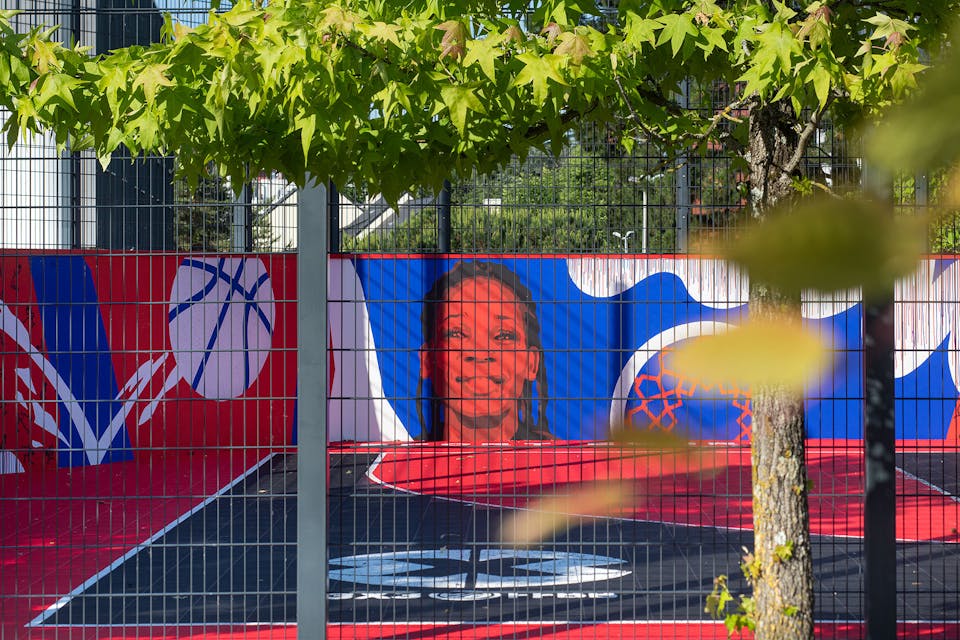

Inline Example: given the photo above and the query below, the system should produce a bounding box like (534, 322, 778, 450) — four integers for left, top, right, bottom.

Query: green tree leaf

(440, 84, 485, 135)
(512, 52, 566, 104)
(554, 32, 594, 65)
(134, 63, 173, 106)
(462, 37, 500, 82)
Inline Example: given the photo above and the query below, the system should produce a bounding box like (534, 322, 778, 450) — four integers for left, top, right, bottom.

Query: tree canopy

(0, 1, 955, 203)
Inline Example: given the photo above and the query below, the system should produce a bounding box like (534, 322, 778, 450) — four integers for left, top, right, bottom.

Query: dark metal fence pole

(69, 0, 82, 249)
(329, 181, 340, 252)
(862, 163, 897, 640)
(676, 81, 691, 253)
(69, 151, 81, 249)
(438, 179, 452, 252)
(915, 172, 928, 214)
(297, 180, 329, 640)
(244, 180, 254, 252)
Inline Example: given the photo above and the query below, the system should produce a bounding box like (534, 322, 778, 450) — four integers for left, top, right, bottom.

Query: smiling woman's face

(420, 276, 539, 441)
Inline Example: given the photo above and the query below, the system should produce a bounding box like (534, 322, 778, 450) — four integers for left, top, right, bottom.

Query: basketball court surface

(3, 443, 959, 639)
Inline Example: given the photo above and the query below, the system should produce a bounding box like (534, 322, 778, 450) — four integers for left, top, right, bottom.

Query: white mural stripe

(1, 299, 100, 465)
(565, 257, 749, 309)
(329, 260, 411, 442)
(138, 365, 183, 427)
(15, 366, 35, 393)
(95, 355, 173, 461)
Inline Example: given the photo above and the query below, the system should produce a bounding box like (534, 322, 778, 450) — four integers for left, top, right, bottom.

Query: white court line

(896, 466, 960, 504)
(31, 451, 960, 630)
(327, 619, 960, 625)
(27, 453, 277, 628)
(37, 620, 960, 628)
(364, 452, 960, 543)
(37, 623, 296, 629)
(363, 452, 774, 538)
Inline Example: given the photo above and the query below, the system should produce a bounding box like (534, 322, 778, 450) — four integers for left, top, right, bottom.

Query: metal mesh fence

(1, 3, 959, 640)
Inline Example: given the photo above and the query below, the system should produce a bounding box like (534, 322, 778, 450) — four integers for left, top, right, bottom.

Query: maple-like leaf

(134, 63, 173, 105)
(436, 20, 468, 60)
(554, 32, 594, 65)
(512, 52, 567, 104)
(440, 84, 485, 134)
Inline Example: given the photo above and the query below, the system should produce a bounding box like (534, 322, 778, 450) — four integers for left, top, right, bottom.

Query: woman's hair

(416, 260, 550, 441)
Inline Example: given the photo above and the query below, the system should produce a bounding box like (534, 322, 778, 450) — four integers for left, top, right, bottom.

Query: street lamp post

(628, 173, 664, 253)
(612, 230, 634, 253)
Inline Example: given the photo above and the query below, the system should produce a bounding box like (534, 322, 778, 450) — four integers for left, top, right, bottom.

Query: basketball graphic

(168, 258, 275, 399)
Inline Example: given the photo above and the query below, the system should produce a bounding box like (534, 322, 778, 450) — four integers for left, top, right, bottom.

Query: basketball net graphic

(626, 348, 753, 443)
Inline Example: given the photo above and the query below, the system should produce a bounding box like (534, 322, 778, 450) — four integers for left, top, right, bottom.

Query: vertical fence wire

(0, 4, 958, 640)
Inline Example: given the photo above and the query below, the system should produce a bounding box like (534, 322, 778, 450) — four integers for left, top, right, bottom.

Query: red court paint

(367, 445, 960, 542)
(0, 449, 277, 639)
(17, 623, 960, 640)
(328, 622, 958, 640)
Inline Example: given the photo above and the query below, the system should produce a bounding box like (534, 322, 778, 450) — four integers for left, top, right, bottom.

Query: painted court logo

(329, 549, 630, 589)
(168, 257, 275, 399)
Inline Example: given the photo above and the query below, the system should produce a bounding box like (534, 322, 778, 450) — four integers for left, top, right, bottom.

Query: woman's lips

(457, 375, 504, 395)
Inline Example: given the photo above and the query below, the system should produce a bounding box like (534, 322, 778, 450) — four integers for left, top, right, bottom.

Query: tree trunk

(746, 99, 815, 640)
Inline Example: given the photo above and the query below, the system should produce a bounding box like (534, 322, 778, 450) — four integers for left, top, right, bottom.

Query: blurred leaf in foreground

(608, 424, 692, 450)
(867, 28, 960, 173)
(723, 197, 926, 299)
(609, 423, 724, 480)
(670, 318, 832, 391)
(500, 480, 634, 546)
(937, 162, 960, 210)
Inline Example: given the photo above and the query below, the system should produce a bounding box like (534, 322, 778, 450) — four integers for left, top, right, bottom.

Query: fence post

(329, 181, 340, 252)
(297, 180, 329, 640)
(861, 162, 897, 640)
(915, 172, 928, 214)
(232, 183, 252, 252)
(66, 0, 82, 249)
(675, 80, 691, 253)
(438, 179, 452, 252)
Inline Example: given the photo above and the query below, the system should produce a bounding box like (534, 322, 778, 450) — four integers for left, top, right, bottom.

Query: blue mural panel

(29, 256, 132, 467)
(339, 256, 957, 443)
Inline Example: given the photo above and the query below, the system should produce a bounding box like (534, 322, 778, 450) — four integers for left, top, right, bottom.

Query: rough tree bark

(745, 98, 816, 640)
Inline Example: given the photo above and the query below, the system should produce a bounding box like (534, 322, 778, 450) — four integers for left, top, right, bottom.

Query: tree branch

(781, 94, 835, 179)
(613, 75, 672, 147)
(692, 96, 749, 154)
(519, 100, 600, 141)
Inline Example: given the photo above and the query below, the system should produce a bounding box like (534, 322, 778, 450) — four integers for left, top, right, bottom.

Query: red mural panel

(0, 257, 58, 473)
(0, 252, 297, 473)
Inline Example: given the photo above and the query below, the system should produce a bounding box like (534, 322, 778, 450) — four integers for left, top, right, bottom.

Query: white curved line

(138, 365, 183, 427)
(0, 450, 25, 474)
(329, 260, 411, 442)
(0, 299, 99, 465)
(95, 354, 171, 462)
(609, 321, 736, 428)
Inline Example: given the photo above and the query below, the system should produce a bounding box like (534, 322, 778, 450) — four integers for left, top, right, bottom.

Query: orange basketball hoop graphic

(626, 348, 753, 443)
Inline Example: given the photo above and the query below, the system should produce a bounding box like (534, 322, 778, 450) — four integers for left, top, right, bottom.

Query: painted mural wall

(2, 253, 958, 475)
(330, 255, 960, 445)
(0, 253, 296, 474)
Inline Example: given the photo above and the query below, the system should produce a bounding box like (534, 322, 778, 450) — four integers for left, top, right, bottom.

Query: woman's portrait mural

(417, 261, 552, 442)
(328, 255, 960, 444)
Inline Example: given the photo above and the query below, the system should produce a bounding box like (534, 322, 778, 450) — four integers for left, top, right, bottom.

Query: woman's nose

(463, 345, 496, 363)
